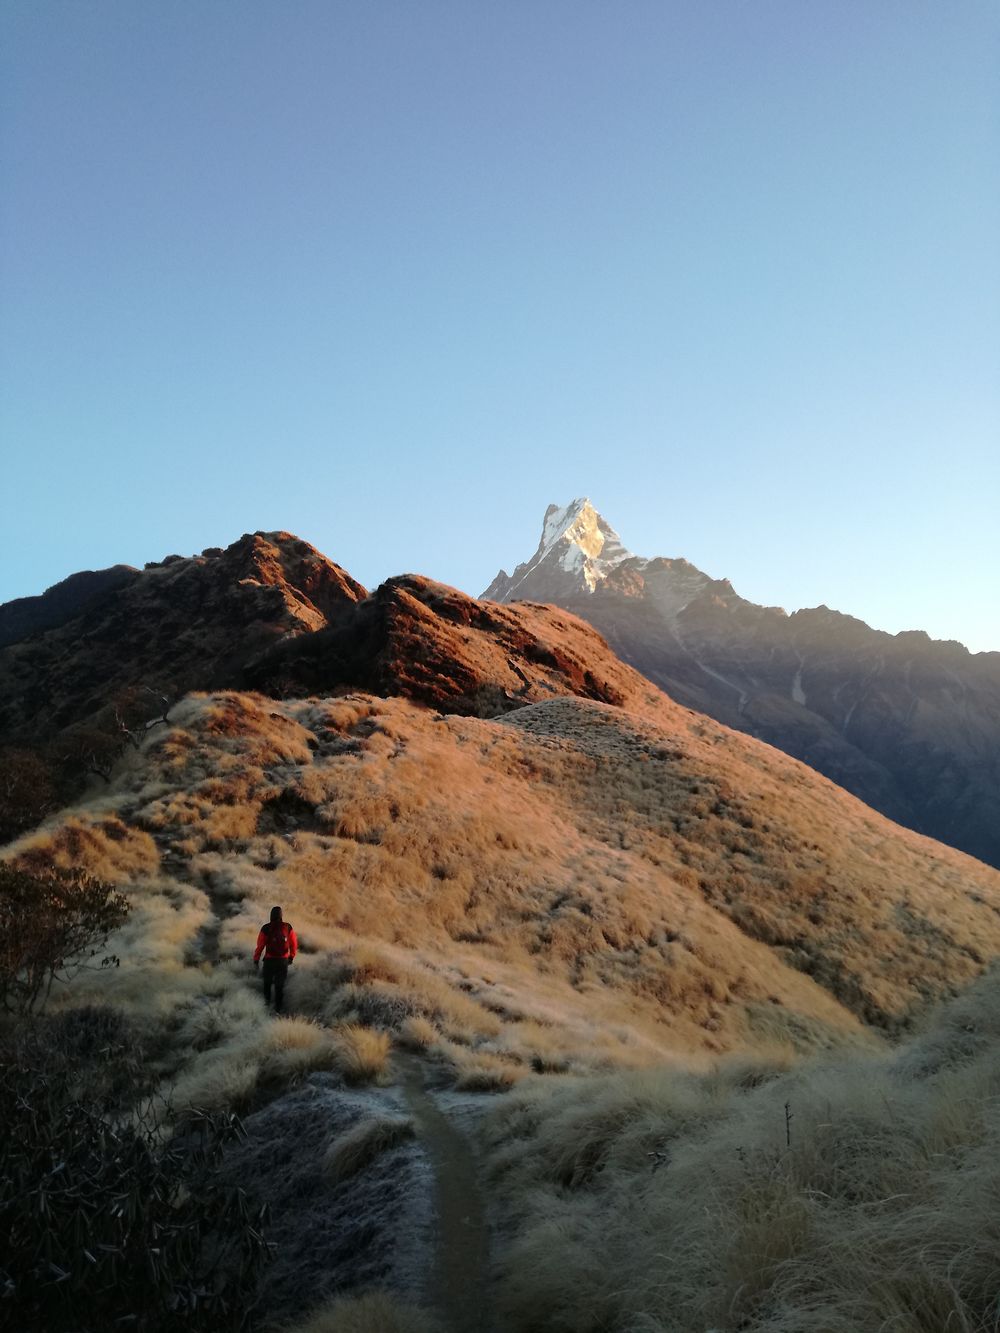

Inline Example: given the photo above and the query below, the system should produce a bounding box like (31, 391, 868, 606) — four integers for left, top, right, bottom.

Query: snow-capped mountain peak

(483, 498, 635, 601)
(538, 498, 632, 578)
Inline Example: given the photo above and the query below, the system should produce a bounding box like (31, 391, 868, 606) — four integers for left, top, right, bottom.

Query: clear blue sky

(2, 2, 998, 651)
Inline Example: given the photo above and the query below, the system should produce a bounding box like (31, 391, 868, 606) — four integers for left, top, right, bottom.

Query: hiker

(253, 905, 298, 1013)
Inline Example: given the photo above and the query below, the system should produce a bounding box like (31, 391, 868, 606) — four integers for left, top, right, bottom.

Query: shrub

(0, 862, 129, 1014)
(0, 745, 56, 844)
(0, 1009, 269, 1332)
(452, 1051, 524, 1092)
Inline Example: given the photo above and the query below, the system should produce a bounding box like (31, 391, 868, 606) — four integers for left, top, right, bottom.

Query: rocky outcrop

(246, 573, 650, 715)
(485, 501, 1000, 869)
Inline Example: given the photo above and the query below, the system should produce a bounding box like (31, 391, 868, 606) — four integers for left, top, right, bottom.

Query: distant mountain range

(484, 499, 1000, 868)
(2, 511, 997, 873)
(6, 530, 1000, 1056)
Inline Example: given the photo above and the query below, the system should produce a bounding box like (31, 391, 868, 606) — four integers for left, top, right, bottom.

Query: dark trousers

(261, 959, 289, 1012)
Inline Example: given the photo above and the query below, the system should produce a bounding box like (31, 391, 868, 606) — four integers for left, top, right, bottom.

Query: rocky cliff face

(485, 501, 1000, 868)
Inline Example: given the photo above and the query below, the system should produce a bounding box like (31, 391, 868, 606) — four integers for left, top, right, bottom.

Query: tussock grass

(259, 1016, 339, 1083)
(40, 877, 226, 1022)
(9, 813, 159, 883)
(397, 1015, 437, 1050)
(170, 1015, 337, 1112)
(331, 1024, 392, 1085)
(176, 987, 263, 1050)
(483, 965, 1000, 1332)
(16, 687, 1000, 1093)
(451, 1050, 525, 1093)
(170, 1047, 261, 1113)
(283, 1292, 442, 1333)
(322, 1115, 415, 1183)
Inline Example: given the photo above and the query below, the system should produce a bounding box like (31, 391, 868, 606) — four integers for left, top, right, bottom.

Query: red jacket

(254, 921, 298, 963)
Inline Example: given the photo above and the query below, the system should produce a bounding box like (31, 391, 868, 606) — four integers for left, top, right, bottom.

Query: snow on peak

(541, 498, 592, 550)
(505, 498, 634, 595)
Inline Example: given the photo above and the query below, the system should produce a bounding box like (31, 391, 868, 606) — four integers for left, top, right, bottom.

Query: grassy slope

(481, 964, 1000, 1332)
(8, 687, 1000, 1081)
(6, 683, 1000, 1331)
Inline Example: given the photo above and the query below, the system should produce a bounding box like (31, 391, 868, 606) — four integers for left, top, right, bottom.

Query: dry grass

(481, 965, 1000, 1332)
(450, 1050, 525, 1093)
(282, 1292, 442, 1333)
(331, 1024, 393, 1085)
(322, 1115, 415, 1184)
(397, 1015, 438, 1050)
(9, 813, 159, 883)
(10, 686, 1000, 1088)
(170, 1015, 337, 1112)
(7, 682, 1000, 1328)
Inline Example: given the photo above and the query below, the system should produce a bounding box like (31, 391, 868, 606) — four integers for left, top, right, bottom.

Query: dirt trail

(395, 1053, 496, 1333)
(156, 833, 240, 967)
(158, 833, 493, 1327)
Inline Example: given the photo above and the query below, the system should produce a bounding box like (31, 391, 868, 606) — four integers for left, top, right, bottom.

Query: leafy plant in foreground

(0, 1008, 270, 1332)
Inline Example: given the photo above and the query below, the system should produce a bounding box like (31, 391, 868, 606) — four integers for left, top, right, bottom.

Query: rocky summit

(485, 500, 1000, 869)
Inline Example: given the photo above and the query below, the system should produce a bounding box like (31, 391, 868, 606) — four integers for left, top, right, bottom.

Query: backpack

(265, 921, 291, 959)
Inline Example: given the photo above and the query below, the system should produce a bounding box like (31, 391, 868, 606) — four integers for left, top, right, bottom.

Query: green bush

(0, 863, 129, 1014)
(0, 1008, 269, 1332)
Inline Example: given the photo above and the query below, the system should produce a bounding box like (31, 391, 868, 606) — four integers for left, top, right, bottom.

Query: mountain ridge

(483, 501, 1000, 867)
(2, 517, 998, 868)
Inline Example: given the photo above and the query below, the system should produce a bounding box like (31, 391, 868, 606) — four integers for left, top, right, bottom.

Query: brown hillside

(0, 532, 366, 744)
(10, 685, 1000, 1079)
(4, 540, 999, 1078)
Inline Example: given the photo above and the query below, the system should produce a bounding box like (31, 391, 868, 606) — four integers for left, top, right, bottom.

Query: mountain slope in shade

(0, 565, 140, 650)
(0, 532, 367, 746)
(484, 501, 1000, 869)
